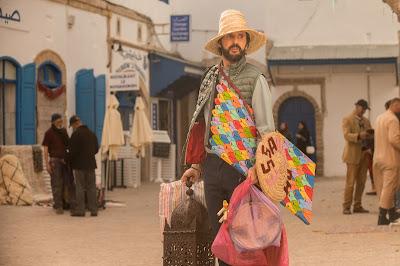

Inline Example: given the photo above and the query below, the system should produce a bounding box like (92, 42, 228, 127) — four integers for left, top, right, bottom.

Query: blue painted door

(278, 96, 316, 161)
(76, 69, 95, 132)
(95, 75, 106, 140)
(75, 70, 106, 140)
(18, 63, 36, 144)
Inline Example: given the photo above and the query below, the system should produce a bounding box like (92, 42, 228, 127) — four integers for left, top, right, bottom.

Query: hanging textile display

(256, 132, 316, 225)
(282, 136, 315, 225)
(209, 80, 258, 176)
(159, 180, 206, 233)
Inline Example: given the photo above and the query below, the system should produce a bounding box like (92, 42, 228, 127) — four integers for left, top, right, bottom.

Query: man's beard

(221, 44, 245, 63)
(51, 124, 64, 131)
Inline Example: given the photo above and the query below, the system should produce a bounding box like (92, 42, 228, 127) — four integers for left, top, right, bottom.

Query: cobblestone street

(1, 176, 399, 266)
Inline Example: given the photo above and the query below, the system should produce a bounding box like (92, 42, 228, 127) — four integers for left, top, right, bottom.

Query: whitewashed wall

(108, 0, 173, 51)
(0, 0, 67, 65)
(65, 6, 108, 117)
(109, 11, 151, 96)
(0, 0, 108, 118)
(109, 14, 149, 47)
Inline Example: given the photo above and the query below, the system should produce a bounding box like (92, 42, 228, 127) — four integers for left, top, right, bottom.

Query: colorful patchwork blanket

(209, 81, 257, 176)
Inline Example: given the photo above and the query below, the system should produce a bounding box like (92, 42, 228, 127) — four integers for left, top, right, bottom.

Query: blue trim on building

(1, 79, 17, 84)
(39, 60, 62, 89)
(0, 56, 21, 69)
(149, 53, 185, 97)
(75, 69, 95, 132)
(149, 53, 202, 97)
(75, 69, 106, 140)
(0, 56, 21, 144)
(95, 74, 106, 140)
(18, 63, 37, 144)
(268, 57, 397, 66)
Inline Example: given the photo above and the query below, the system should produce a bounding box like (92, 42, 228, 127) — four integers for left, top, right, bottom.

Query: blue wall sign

(170, 15, 190, 42)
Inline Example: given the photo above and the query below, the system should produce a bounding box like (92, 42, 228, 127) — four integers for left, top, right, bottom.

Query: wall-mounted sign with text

(170, 15, 190, 42)
(109, 71, 138, 92)
(0, 6, 28, 32)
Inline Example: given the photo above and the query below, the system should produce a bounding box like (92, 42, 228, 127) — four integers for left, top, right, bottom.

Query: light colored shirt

(252, 75, 275, 135)
(373, 110, 400, 168)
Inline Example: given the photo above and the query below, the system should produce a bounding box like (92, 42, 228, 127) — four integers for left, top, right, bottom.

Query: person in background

(364, 128, 376, 196)
(69, 115, 99, 217)
(42, 113, 71, 214)
(395, 108, 400, 212)
(373, 98, 400, 225)
(383, 99, 400, 210)
(367, 100, 394, 195)
(279, 122, 293, 142)
(295, 121, 311, 155)
(341, 99, 372, 215)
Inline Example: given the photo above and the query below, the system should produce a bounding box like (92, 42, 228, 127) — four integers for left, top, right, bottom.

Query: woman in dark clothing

(295, 121, 311, 155)
(278, 122, 293, 142)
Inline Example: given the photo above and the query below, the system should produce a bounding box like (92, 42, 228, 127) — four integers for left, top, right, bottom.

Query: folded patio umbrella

(130, 96, 152, 157)
(101, 94, 125, 160)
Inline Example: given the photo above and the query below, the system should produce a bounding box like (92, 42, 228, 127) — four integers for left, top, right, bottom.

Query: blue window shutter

(75, 69, 95, 132)
(18, 63, 36, 144)
(95, 74, 106, 140)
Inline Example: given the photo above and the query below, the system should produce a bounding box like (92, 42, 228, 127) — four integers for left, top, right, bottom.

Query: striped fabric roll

(159, 180, 206, 234)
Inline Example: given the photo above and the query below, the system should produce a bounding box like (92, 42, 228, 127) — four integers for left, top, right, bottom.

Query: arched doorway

(278, 96, 317, 162)
(34, 50, 67, 144)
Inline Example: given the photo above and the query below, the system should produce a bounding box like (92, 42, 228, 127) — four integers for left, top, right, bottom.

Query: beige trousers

(343, 156, 369, 209)
(373, 162, 400, 209)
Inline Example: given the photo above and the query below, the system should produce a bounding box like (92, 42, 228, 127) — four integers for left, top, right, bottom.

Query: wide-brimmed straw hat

(205, 9, 267, 56)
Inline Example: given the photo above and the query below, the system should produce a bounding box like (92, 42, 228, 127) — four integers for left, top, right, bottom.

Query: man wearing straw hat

(181, 9, 275, 265)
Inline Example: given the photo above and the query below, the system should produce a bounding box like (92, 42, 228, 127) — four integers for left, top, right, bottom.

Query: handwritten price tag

(256, 132, 289, 202)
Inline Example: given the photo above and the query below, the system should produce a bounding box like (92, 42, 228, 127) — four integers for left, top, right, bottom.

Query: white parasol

(101, 94, 125, 160)
(130, 96, 152, 157)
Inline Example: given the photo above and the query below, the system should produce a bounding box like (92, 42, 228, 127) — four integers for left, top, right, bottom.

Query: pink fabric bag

(211, 179, 289, 266)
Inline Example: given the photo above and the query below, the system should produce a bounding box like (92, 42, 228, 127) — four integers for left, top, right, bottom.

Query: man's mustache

(229, 44, 242, 52)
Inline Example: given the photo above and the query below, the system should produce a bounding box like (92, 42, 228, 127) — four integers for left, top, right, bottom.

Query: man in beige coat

(373, 98, 400, 225)
(342, 99, 372, 215)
